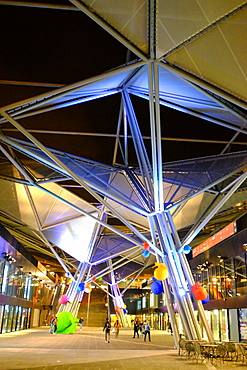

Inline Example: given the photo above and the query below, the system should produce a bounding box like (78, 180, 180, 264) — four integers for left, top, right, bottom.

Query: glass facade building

(0, 224, 55, 334)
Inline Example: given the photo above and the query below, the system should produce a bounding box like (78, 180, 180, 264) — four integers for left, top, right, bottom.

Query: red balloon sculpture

(143, 242, 150, 250)
(191, 282, 208, 301)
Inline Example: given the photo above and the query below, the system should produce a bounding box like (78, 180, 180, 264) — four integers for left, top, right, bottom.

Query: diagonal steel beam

(68, 0, 148, 61)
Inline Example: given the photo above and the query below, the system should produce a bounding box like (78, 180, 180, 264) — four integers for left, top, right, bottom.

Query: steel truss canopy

(0, 0, 247, 341)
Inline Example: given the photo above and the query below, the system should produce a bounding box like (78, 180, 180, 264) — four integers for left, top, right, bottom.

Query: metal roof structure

(0, 0, 247, 344)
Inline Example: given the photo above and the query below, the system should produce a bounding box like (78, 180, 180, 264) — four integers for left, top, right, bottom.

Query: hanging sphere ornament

(115, 306, 121, 313)
(143, 242, 150, 251)
(84, 284, 92, 293)
(77, 282, 85, 291)
(191, 282, 208, 300)
(141, 250, 150, 258)
(151, 280, 164, 294)
(154, 263, 168, 281)
(183, 245, 192, 254)
(59, 295, 69, 304)
(202, 295, 210, 304)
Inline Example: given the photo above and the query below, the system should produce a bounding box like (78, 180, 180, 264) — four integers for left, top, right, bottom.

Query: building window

(142, 296, 146, 308)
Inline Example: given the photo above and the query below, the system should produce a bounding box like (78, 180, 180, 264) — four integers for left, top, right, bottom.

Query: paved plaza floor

(0, 326, 246, 370)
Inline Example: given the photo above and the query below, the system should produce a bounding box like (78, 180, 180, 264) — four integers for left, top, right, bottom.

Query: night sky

(0, 2, 246, 167)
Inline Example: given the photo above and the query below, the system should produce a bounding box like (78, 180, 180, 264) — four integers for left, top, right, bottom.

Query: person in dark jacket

(103, 318, 111, 343)
(133, 319, 140, 338)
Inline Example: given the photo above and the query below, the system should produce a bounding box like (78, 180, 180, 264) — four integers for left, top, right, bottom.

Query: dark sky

(0, 2, 246, 166)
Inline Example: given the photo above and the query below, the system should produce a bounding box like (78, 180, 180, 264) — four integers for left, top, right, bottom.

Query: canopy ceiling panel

(105, 199, 149, 230)
(165, 8, 247, 103)
(90, 233, 155, 265)
(173, 192, 213, 231)
(157, 0, 245, 55)
(28, 183, 97, 228)
(6, 139, 148, 213)
(130, 64, 247, 128)
(80, 0, 148, 53)
(90, 236, 138, 263)
(174, 187, 247, 232)
(0, 180, 39, 230)
(43, 212, 99, 262)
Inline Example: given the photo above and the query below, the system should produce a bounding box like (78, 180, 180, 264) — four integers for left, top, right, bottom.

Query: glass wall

(0, 258, 47, 302)
(0, 305, 32, 333)
(193, 252, 247, 300)
(0, 257, 53, 334)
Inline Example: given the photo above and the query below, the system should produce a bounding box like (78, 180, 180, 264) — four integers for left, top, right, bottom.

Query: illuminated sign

(192, 221, 237, 258)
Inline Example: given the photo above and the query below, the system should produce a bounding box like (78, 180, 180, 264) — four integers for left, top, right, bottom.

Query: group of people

(103, 318, 121, 343)
(49, 315, 151, 342)
(132, 318, 151, 341)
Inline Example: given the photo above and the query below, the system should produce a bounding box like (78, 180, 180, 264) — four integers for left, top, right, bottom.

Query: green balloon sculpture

(56, 311, 79, 334)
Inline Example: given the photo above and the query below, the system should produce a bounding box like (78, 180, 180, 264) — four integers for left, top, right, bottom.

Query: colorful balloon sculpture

(115, 306, 121, 313)
(142, 250, 150, 258)
(77, 282, 85, 291)
(59, 294, 69, 304)
(56, 311, 79, 334)
(143, 242, 150, 250)
(84, 285, 91, 293)
(191, 282, 208, 301)
(202, 295, 210, 304)
(183, 245, 192, 254)
(154, 263, 168, 281)
(151, 280, 164, 294)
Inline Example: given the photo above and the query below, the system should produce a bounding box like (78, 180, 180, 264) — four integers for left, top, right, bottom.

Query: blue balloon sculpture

(183, 245, 192, 254)
(151, 280, 164, 294)
(202, 295, 210, 304)
(77, 282, 85, 291)
(142, 250, 150, 258)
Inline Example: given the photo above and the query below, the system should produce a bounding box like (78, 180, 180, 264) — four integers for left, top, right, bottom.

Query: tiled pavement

(0, 326, 246, 370)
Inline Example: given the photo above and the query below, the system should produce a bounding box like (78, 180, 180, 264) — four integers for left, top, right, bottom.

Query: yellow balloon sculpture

(154, 263, 168, 281)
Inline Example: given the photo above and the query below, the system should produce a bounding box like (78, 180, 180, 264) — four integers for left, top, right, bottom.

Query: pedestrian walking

(139, 321, 143, 336)
(167, 320, 173, 335)
(51, 316, 58, 334)
(49, 315, 55, 333)
(133, 319, 139, 338)
(79, 317, 84, 331)
(113, 319, 121, 338)
(143, 320, 151, 342)
(103, 317, 111, 343)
